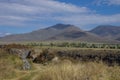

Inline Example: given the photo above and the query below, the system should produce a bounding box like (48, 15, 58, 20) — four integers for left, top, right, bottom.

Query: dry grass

(0, 47, 120, 80)
(1, 54, 120, 80)
(33, 61, 120, 80)
(0, 49, 23, 80)
(36, 61, 106, 80)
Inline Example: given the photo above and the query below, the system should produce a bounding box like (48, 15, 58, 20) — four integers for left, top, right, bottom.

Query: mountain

(0, 24, 69, 41)
(90, 25, 120, 40)
(48, 29, 104, 42)
(0, 24, 119, 43)
(116, 37, 120, 41)
(0, 24, 100, 42)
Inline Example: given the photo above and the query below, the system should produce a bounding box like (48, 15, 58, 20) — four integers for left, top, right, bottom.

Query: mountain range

(0, 24, 120, 43)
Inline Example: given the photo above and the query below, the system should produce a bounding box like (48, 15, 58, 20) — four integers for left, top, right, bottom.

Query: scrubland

(0, 43, 120, 80)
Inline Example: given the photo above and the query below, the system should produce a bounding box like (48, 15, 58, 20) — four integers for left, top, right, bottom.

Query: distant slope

(0, 24, 82, 42)
(90, 25, 120, 40)
(48, 29, 105, 42)
(0, 24, 119, 43)
(116, 37, 120, 41)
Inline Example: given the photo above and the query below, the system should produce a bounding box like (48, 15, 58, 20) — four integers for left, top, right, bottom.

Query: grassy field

(1, 58, 120, 80)
(0, 43, 120, 80)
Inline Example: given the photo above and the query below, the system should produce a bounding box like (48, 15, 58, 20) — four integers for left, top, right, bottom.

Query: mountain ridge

(0, 24, 120, 43)
(90, 25, 120, 40)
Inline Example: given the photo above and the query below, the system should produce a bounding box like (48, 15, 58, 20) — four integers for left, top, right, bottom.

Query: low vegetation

(35, 61, 120, 80)
(27, 42, 120, 49)
(0, 43, 120, 80)
(0, 49, 23, 80)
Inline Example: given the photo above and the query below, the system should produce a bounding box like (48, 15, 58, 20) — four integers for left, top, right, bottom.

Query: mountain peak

(48, 23, 77, 30)
(91, 25, 120, 31)
(0, 24, 120, 43)
(90, 25, 120, 40)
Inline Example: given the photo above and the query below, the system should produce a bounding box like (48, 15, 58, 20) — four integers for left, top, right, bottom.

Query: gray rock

(22, 59, 31, 70)
(9, 49, 31, 70)
(10, 49, 31, 59)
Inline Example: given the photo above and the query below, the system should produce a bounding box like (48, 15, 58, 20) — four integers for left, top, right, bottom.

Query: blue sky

(0, 0, 120, 36)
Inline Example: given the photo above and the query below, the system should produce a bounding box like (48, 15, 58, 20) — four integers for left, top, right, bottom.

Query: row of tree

(27, 42, 120, 49)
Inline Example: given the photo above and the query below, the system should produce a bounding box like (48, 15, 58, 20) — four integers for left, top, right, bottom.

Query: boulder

(8, 48, 33, 70)
(22, 59, 31, 70)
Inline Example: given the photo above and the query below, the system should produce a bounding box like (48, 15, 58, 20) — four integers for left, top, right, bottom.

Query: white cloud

(109, 0, 120, 5)
(0, 32, 12, 37)
(0, 0, 90, 26)
(24, 0, 89, 13)
(0, 0, 89, 15)
(55, 14, 120, 25)
(0, 0, 119, 29)
(94, 0, 120, 5)
(5, 33, 12, 35)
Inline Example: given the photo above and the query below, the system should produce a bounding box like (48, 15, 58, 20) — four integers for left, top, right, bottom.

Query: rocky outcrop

(0, 44, 35, 70)
(10, 49, 32, 70)
(33, 49, 120, 66)
(56, 50, 120, 66)
(22, 59, 31, 70)
(33, 49, 55, 63)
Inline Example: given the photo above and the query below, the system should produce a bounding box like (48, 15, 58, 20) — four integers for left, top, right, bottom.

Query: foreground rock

(33, 49, 120, 66)
(33, 48, 55, 63)
(9, 49, 33, 70)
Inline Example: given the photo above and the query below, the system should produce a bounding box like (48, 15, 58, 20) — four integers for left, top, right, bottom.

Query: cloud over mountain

(0, 0, 120, 28)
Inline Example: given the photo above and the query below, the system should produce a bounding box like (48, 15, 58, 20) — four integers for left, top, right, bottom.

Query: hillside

(0, 24, 75, 41)
(0, 24, 119, 43)
(90, 25, 120, 40)
(0, 24, 100, 42)
(48, 30, 104, 42)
